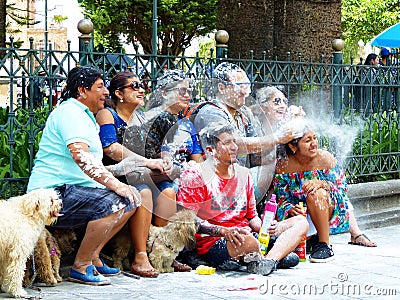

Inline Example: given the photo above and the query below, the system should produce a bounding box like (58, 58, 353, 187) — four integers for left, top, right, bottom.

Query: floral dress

(272, 164, 350, 234)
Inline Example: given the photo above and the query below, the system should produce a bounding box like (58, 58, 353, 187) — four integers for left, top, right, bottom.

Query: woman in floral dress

(273, 126, 349, 262)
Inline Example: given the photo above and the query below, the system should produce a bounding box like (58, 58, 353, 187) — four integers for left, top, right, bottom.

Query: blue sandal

(96, 258, 121, 276)
(68, 265, 111, 286)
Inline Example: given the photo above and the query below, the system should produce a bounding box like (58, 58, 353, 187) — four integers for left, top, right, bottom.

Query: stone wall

(26, 28, 68, 50)
(348, 179, 400, 229)
(218, 0, 342, 61)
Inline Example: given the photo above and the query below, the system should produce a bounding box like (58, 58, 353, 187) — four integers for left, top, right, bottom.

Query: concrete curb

(348, 179, 400, 229)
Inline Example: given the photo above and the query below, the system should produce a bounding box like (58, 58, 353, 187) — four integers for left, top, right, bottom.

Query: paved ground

(1, 224, 399, 300)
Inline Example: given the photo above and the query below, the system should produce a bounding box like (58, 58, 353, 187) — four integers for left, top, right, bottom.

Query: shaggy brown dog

(52, 229, 78, 256)
(108, 209, 197, 273)
(23, 228, 62, 286)
(146, 209, 197, 273)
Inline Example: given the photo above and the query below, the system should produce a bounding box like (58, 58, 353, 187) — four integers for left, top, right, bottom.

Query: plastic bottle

(258, 194, 278, 255)
(295, 202, 307, 262)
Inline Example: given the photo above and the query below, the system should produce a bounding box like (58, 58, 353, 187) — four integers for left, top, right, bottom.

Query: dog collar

(151, 236, 179, 254)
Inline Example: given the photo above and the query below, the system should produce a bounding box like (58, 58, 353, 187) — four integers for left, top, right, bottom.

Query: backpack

(178, 101, 219, 121)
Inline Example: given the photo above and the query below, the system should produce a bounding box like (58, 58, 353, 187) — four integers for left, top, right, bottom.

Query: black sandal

(348, 233, 377, 247)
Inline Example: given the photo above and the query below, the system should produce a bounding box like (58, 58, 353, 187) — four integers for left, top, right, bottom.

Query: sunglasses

(118, 81, 146, 91)
(272, 97, 288, 105)
(166, 87, 193, 96)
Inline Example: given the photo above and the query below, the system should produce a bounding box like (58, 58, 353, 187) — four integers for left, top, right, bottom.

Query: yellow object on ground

(196, 265, 216, 275)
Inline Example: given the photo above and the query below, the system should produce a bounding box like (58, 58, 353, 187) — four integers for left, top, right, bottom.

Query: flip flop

(348, 233, 377, 247)
(131, 265, 159, 278)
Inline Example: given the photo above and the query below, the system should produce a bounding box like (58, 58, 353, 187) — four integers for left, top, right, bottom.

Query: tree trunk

(217, 0, 342, 61)
(0, 0, 7, 51)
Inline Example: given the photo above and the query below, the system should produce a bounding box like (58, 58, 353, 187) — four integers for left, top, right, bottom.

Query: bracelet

(211, 226, 221, 236)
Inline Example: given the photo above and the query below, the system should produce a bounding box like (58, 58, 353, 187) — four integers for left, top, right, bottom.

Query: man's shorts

(53, 184, 137, 229)
(200, 235, 278, 269)
(200, 238, 233, 268)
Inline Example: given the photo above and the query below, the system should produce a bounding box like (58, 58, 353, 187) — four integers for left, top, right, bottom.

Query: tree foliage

(342, 0, 400, 62)
(0, 0, 38, 50)
(78, 0, 217, 55)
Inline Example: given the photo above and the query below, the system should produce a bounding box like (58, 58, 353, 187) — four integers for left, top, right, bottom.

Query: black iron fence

(0, 38, 399, 197)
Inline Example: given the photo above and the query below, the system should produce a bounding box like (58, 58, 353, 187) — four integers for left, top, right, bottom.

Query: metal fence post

(78, 19, 94, 66)
(332, 39, 344, 119)
(215, 30, 229, 64)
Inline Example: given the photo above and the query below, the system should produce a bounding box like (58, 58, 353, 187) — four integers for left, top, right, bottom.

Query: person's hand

(115, 183, 142, 207)
(161, 155, 173, 173)
(108, 156, 147, 176)
(145, 158, 164, 172)
(220, 227, 246, 248)
(288, 204, 305, 217)
(303, 179, 329, 195)
(275, 128, 296, 145)
(165, 163, 182, 180)
(267, 220, 278, 236)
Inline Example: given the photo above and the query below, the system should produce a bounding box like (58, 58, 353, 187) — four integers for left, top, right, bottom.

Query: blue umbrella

(371, 22, 400, 48)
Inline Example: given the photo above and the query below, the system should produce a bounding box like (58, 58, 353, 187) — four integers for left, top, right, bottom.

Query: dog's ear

(20, 190, 47, 217)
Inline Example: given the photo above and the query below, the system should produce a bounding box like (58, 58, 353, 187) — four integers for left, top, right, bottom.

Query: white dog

(0, 189, 62, 298)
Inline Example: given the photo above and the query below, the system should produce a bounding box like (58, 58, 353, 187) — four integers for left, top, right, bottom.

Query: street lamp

(151, 0, 158, 82)
(44, 0, 48, 52)
(152, 0, 158, 57)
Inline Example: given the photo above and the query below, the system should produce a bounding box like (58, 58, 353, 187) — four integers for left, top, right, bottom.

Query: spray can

(295, 202, 307, 262)
(258, 194, 278, 255)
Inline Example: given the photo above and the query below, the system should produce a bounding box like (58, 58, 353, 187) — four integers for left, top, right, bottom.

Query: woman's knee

(160, 187, 176, 201)
(306, 189, 330, 207)
(154, 188, 177, 214)
(139, 188, 153, 210)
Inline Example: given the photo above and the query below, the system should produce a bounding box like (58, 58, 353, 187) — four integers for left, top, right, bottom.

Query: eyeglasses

(118, 81, 146, 91)
(272, 97, 288, 105)
(166, 87, 193, 96)
(223, 81, 251, 92)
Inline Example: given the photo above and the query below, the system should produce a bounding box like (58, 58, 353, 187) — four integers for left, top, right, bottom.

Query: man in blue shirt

(28, 66, 146, 285)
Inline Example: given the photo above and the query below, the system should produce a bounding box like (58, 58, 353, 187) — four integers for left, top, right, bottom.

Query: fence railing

(0, 40, 399, 197)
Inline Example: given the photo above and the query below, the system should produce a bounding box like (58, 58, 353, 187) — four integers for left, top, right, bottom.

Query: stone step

(356, 208, 400, 229)
(348, 179, 400, 229)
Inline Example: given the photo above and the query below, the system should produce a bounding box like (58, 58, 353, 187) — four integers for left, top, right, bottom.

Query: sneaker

(309, 242, 334, 263)
(219, 259, 242, 271)
(277, 252, 300, 269)
(306, 234, 319, 254)
(247, 259, 277, 276)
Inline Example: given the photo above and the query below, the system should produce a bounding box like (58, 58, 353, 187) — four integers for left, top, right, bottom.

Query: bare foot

(130, 252, 159, 277)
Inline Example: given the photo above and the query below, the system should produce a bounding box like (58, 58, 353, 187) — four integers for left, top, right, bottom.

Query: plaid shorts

(52, 184, 138, 229)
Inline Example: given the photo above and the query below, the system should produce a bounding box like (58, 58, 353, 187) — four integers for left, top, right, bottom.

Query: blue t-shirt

(27, 98, 104, 191)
